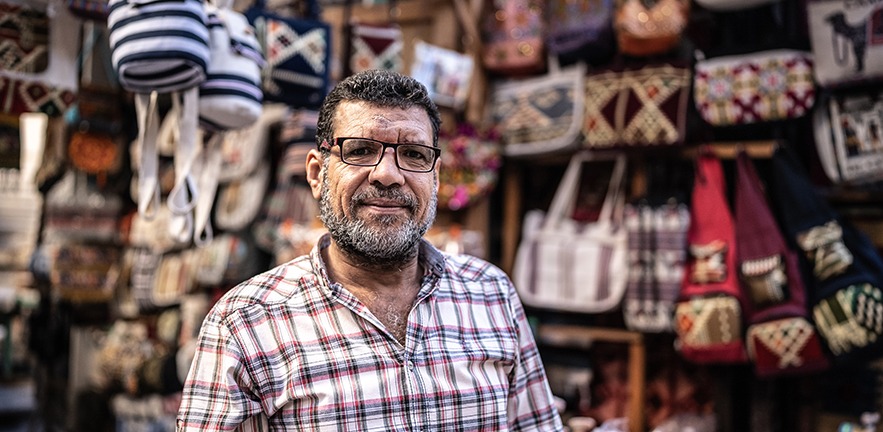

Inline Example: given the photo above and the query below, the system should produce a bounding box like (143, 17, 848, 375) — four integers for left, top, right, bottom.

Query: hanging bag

(198, 1, 266, 132)
(806, 0, 883, 88)
(545, 0, 616, 65)
(769, 147, 883, 364)
(481, 0, 546, 76)
(674, 148, 749, 364)
(734, 151, 830, 377)
(513, 151, 629, 313)
(614, 0, 690, 57)
(813, 88, 883, 185)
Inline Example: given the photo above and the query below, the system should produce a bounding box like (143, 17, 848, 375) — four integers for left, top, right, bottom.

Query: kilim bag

(481, 0, 545, 76)
(490, 60, 585, 157)
(513, 151, 628, 313)
(582, 63, 690, 149)
(674, 148, 749, 364)
(545, 0, 616, 65)
(693, 49, 815, 127)
(347, 21, 403, 74)
(813, 88, 883, 185)
(806, 0, 883, 88)
(734, 151, 830, 377)
(198, 3, 265, 132)
(108, 0, 210, 94)
(614, 0, 690, 57)
(246, 0, 331, 109)
(769, 146, 883, 364)
(0, 2, 78, 116)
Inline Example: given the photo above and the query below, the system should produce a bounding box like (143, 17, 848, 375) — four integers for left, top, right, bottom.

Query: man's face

(310, 101, 438, 265)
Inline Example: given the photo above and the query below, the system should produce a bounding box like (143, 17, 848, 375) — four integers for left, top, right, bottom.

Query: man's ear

(306, 149, 324, 199)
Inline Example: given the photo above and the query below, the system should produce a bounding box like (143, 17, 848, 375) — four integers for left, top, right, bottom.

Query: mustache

(351, 187, 417, 208)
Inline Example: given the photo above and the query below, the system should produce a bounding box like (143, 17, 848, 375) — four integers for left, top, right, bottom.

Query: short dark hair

(316, 69, 442, 152)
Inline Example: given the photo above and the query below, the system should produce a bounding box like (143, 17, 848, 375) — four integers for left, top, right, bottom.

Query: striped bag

(199, 3, 265, 132)
(108, 0, 210, 94)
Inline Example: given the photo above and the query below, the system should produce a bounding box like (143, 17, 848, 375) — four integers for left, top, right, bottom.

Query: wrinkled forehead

(333, 101, 433, 142)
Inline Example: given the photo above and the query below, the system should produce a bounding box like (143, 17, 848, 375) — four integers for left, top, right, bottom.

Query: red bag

(674, 148, 748, 364)
(734, 151, 830, 377)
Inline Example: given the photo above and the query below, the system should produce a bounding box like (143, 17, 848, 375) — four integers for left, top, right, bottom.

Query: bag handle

(135, 92, 161, 219)
(543, 150, 627, 230)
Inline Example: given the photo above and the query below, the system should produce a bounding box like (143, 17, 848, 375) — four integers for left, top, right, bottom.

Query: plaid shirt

(177, 235, 563, 431)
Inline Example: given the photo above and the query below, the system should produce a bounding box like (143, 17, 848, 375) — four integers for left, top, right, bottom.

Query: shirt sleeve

(504, 279, 565, 431)
(177, 306, 264, 431)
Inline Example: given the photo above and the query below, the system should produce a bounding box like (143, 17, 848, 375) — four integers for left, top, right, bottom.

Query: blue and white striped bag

(199, 5, 265, 132)
(108, 0, 210, 93)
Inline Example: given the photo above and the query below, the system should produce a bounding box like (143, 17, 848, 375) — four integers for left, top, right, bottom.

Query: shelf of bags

(536, 324, 645, 432)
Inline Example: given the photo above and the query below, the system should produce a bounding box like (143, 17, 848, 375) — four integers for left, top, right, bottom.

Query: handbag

(545, 0, 616, 65)
(481, 0, 545, 76)
(806, 0, 883, 88)
(614, 0, 689, 57)
(582, 63, 690, 149)
(734, 150, 830, 376)
(768, 146, 883, 363)
(813, 88, 883, 185)
(0, 2, 78, 116)
(490, 60, 586, 157)
(674, 148, 749, 364)
(693, 49, 815, 127)
(347, 21, 403, 74)
(411, 40, 475, 110)
(198, 3, 265, 132)
(246, 0, 331, 109)
(108, 0, 210, 94)
(513, 151, 629, 313)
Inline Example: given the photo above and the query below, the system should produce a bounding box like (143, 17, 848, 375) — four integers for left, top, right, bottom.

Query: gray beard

(319, 174, 436, 268)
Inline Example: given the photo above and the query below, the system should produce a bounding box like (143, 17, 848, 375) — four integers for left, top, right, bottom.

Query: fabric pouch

(614, 0, 689, 57)
(582, 63, 690, 149)
(348, 21, 403, 74)
(806, 0, 883, 88)
(545, 0, 615, 65)
(693, 49, 815, 127)
(481, 0, 545, 76)
(813, 88, 883, 185)
(411, 40, 475, 110)
(490, 60, 585, 157)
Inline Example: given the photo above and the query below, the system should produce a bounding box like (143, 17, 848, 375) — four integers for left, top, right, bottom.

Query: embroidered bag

(108, 0, 210, 94)
(411, 40, 475, 110)
(582, 63, 690, 149)
(623, 161, 690, 333)
(545, 0, 616, 65)
(806, 0, 883, 88)
(674, 148, 749, 364)
(490, 60, 585, 157)
(481, 0, 545, 76)
(513, 151, 629, 313)
(769, 146, 883, 364)
(734, 151, 830, 377)
(693, 49, 815, 127)
(0, 2, 78, 116)
(347, 22, 403, 74)
(199, 3, 265, 132)
(813, 87, 883, 185)
(614, 0, 690, 57)
(246, 0, 331, 109)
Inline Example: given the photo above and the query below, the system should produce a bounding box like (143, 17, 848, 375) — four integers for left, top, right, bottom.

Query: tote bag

(514, 151, 628, 313)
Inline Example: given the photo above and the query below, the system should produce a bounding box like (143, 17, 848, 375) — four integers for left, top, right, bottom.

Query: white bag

(813, 90, 883, 184)
(806, 0, 883, 87)
(513, 151, 629, 313)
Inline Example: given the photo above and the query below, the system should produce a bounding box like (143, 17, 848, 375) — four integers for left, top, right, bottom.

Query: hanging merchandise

(614, 0, 690, 57)
(411, 40, 474, 110)
(694, 0, 778, 11)
(66, 0, 109, 20)
(693, 49, 815, 127)
(0, 1, 78, 116)
(582, 62, 691, 149)
(806, 0, 883, 88)
(199, 3, 266, 132)
(513, 151, 629, 313)
(437, 123, 501, 212)
(343, 0, 403, 75)
(490, 60, 585, 157)
(734, 151, 830, 377)
(674, 148, 749, 364)
(481, 0, 545, 76)
(622, 161, 690, 333)
(545, 0, 615, 65)
(813, 88, 883, 184)
(768, 147, 883, 364)
(246, 0, 331, 109)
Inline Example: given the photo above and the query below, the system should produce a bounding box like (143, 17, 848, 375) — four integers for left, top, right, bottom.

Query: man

(177, 69, 564, 431)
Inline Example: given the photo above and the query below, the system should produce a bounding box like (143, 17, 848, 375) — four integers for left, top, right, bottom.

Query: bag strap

(167, 87, 200, 216)
(543, 151, 626, 229)
(192, 132, 223, 247)
(135, 92, 161, 219)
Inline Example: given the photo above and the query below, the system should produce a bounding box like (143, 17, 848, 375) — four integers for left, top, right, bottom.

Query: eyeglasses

(325, 137, 441, 173)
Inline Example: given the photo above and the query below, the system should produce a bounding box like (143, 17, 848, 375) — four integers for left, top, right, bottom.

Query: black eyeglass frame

(324, 137, 441, 173)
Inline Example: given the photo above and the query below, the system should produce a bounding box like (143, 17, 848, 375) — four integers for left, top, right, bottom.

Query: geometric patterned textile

(583, 63, 690, 148)
(0, 3, 49, 73)
(0, 75, 75, 116)
(349, 22, 403, 74)
(813, 283, 883, 356)
(694, 49, 815, 126)
(746, 316, 830, 377)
